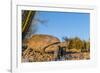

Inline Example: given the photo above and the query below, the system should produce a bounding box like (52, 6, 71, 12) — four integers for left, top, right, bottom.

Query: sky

(32, 11, 90, 41)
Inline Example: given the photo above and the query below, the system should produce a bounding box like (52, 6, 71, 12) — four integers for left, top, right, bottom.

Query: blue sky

(33, 11, 90, 41)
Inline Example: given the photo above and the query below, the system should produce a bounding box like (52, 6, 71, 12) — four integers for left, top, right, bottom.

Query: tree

(63, 36, 90, 52)
(22, 10, 36, 40)
(81, 40, 90, 52)
(62, 37, 69, 42)
(86, 41, 90, 52)
(67, 37, 83, 50)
